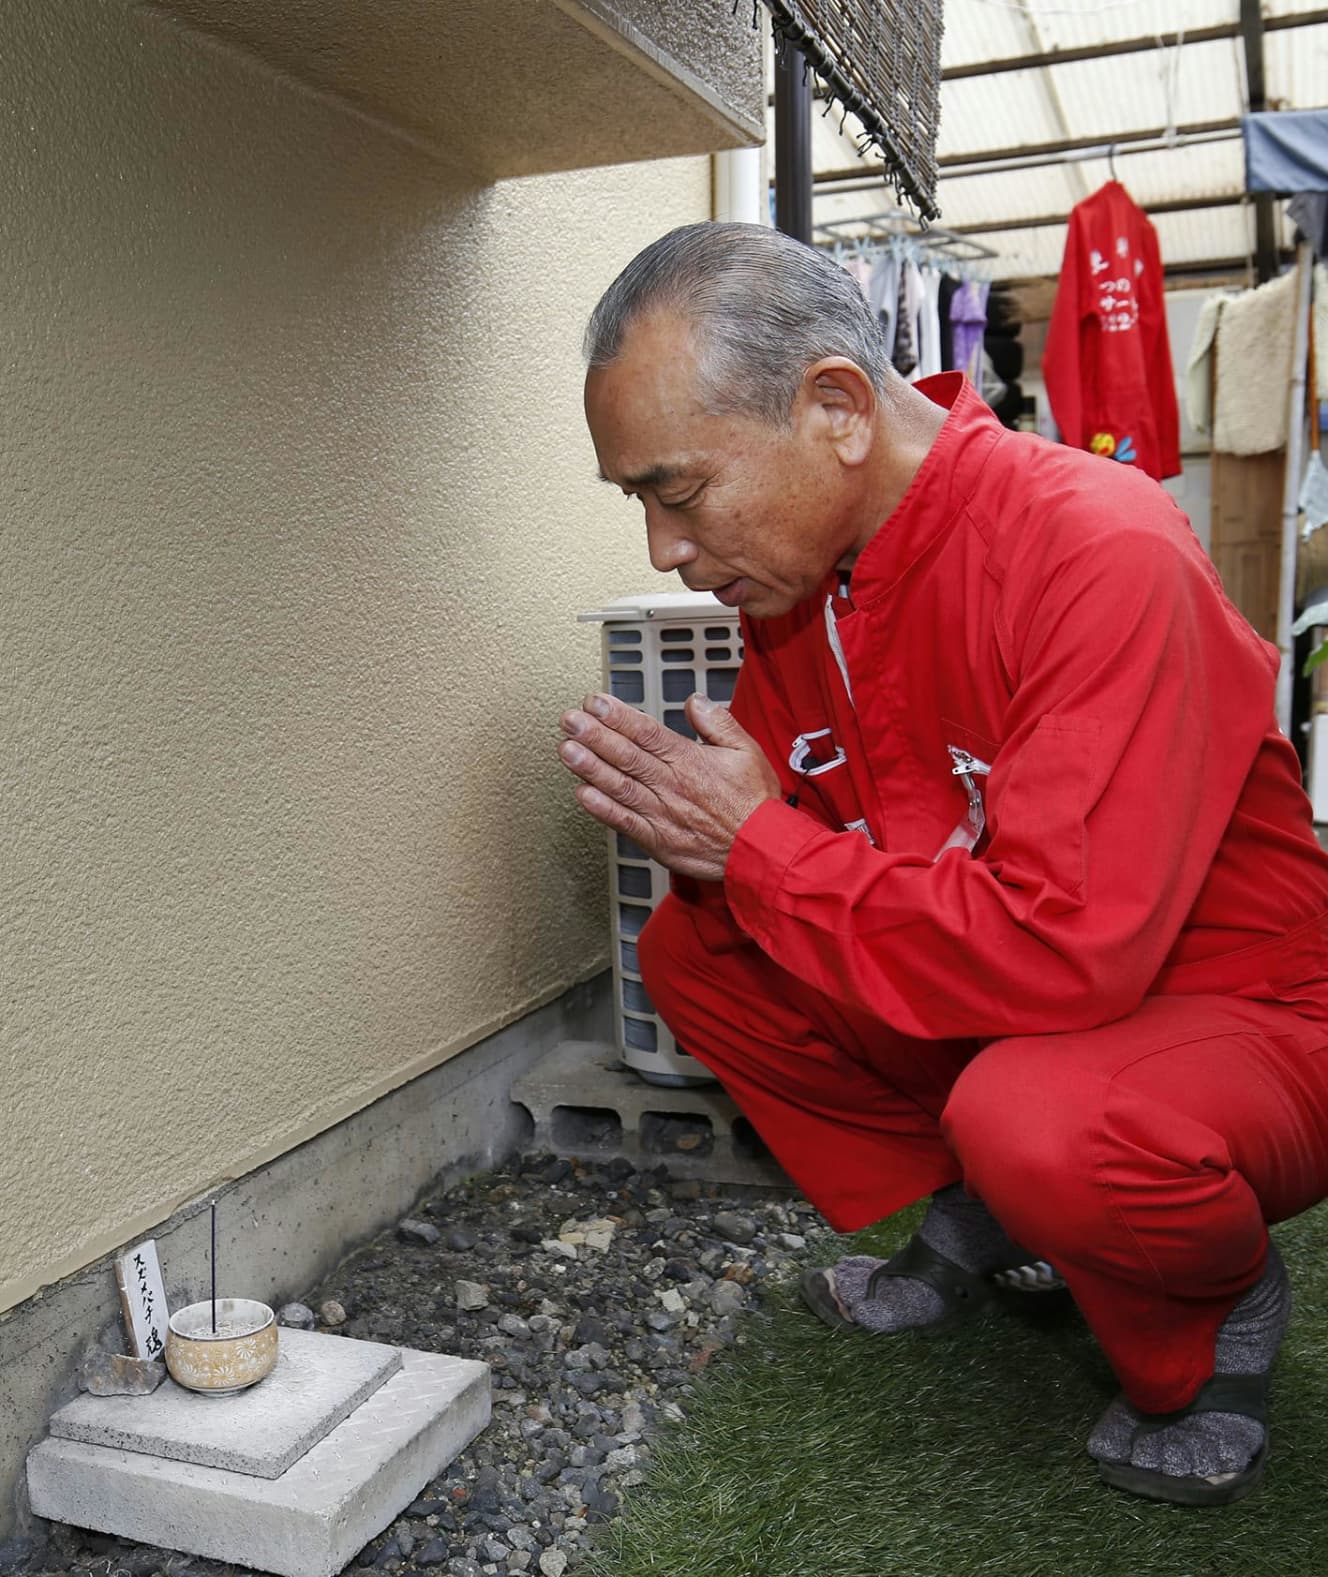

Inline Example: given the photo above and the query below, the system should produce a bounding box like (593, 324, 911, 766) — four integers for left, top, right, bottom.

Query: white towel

(1214, 268, 1298, 455)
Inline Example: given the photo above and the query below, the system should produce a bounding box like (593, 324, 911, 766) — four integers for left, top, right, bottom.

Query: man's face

(585, 311, 854, 620)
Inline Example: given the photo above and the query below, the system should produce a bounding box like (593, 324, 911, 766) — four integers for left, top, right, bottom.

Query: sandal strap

(1133, 1371, 1271, 1437)
(865, 1235, 994, 1313)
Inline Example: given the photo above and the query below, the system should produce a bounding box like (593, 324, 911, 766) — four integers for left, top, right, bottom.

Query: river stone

(397, 1218, 442, 1247)
(710, 1280, 747, 1317)
(713, 1211, 757, 1245)
(77, 1352, 166, 1397)
(456, 1280, 490, 1311)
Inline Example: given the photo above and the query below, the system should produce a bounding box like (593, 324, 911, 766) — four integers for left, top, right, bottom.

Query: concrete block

(49, 1328, 401, 1479)
(512, 1039, 789, 1187)
(28, 1348, 490, 1577)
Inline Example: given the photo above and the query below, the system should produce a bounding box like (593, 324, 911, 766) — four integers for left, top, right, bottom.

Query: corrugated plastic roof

(777, 0, 1328, 278)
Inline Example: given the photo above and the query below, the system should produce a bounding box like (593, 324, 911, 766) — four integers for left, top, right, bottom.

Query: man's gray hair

(584, 221, 893, 427)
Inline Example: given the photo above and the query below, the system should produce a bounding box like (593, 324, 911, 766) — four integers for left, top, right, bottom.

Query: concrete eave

(139, 0, 764, 177)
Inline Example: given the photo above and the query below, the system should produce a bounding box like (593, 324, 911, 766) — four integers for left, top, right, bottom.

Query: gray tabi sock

(831, 1184, 1026, 1335)
(1088, 1242, 1290, 1478)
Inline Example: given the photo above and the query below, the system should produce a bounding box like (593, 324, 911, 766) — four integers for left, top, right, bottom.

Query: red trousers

(641, 893, 1328, 1413)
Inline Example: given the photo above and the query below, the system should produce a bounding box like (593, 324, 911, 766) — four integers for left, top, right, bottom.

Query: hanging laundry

(867, 250, 900, 361)
(916, 267, 944, 381)
(937, 273, 957, 372)
(1183, 291, 1225, 438)
(950, 280, 988, 385)
(841, 253, 873, 300)
(983, 284, 1027, 428)
(1299, 452, 1328, 541)
(893, 259, 923, 378)
(1289, 193, 1328, 257)
(986, 282, 1023, 337)
(1244, 109, 1328, 196)
(1212, 267, 1299, 456)
(979, 350, 1008, 410)
(1043, 181, 1180, 481)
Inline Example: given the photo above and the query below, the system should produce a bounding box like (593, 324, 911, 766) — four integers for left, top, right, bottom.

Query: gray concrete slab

(48, 1329, 401, 1480)
(27, 1347, 489, 1577)
(512, 1039, 789, 1187)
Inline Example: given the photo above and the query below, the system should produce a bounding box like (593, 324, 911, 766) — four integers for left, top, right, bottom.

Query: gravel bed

(3, 1152, 825, 1577)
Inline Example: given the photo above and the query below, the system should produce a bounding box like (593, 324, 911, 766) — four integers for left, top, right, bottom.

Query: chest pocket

(936, 719, 1002, 860)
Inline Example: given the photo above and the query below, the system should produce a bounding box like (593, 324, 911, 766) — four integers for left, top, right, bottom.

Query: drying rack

(815, 207, 997, 267)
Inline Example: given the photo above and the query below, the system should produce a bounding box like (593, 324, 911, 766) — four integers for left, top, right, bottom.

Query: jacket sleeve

(1141, 218, 1182, 478)
(667, 615, 806, 923)
(720, 527, 1278, 1041)
(1042, 205, 1088, 450)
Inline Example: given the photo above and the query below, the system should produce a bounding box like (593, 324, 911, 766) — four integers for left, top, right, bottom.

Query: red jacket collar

(846, 374, 1004, 609)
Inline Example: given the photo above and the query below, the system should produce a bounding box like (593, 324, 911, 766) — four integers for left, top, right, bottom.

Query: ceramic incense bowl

(165, 1298, 278, 1395)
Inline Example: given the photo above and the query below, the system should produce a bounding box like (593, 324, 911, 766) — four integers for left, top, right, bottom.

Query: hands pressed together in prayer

(558, 692, 781, 882)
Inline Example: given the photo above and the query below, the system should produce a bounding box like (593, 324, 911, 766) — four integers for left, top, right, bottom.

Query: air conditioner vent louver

(579, 593, 745, 1086)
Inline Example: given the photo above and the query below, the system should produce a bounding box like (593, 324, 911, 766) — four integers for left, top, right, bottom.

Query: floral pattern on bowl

(165, 1298, 278, 1395)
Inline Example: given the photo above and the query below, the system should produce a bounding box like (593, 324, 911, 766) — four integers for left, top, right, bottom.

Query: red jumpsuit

(640, 374, 1328, 1413)
(1043, 180, 1181, 482)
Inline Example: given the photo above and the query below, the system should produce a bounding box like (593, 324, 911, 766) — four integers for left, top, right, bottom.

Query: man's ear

(800, 358, 876, 467)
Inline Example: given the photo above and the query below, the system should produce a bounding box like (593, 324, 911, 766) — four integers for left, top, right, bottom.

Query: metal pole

(1275, 242, 1314, 737)
(774, 41, 812, 242)
(940, 8, 1328, 81)
(1239, 0, 1279, 284)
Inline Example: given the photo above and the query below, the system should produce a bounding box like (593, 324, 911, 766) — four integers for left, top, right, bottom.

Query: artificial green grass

(587, 1202, 1328, 1577)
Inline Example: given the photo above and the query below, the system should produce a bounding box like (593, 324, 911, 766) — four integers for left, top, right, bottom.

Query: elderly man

(558, 222, 1328, 1507)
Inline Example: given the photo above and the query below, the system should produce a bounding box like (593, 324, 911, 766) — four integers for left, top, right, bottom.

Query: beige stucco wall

(0, 0, 711, 1314)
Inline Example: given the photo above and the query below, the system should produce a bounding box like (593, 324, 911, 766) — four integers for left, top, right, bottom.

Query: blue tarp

(1244, 110, 1328, 193)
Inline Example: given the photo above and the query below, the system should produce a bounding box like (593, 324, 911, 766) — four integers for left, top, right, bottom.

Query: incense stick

(210, 1199, 217, 1334)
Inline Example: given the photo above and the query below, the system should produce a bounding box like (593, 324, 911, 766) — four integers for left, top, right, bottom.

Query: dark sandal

(1096, 1372, 1271, 1507)
(799, 1266, 857, 1332)
(862, 1235, 999, 1332)
(800, 1236, 1062, 1335)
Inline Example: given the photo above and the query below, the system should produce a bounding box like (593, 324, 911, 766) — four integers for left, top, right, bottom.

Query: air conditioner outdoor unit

(579, 592, 745, 1086)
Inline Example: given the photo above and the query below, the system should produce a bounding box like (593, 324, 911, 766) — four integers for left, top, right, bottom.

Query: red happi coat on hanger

(1043, 181, 1181, 481)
